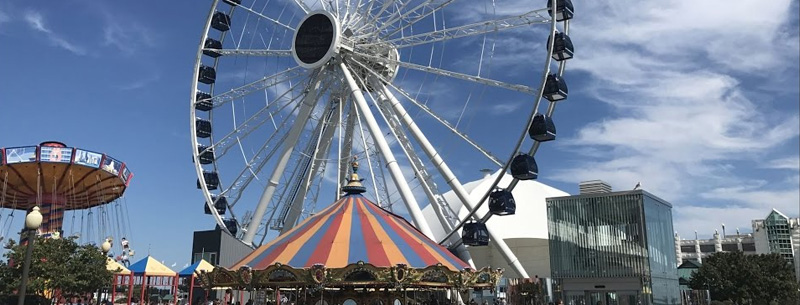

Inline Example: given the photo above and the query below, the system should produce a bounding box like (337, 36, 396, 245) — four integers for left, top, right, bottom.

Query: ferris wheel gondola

(191, 0, 575, 278)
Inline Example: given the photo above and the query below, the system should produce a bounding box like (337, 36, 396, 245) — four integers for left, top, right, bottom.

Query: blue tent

(179, 259, 215, 277)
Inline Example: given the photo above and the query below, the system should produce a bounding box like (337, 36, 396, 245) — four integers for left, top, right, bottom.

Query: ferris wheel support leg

(340, 62, 435, 239)
(281, 99, 341, 234)
(371, 90, 476, 269)
(242, 76, 324, 245)
(379, 83, 530, 278)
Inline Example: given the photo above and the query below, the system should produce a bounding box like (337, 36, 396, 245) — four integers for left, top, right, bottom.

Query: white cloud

(673, 206, 765, 238)
(0, 8, 10, 23)
(763, 156, 800, 170)
(117, 73, 161, 91)
(550, 0, 799, 236)
(102, 20, 155, 55)
(488, 102, 523, 115)
(23, 10, 87, 56)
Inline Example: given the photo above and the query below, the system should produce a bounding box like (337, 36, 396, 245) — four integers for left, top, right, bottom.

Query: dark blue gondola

(511, 154, 538, 180)
(463, 222, 489, 246)
(203, 38, 223, 58)
(528, 114, 556, 142)
(195, 118, 212, 138)
(543, 74, 568, 102)
(220, 218, 238, 236)
(197, 171, 219, 190)
(198, 65, 216, 84)
(195, 92, 213, 111)
(204, 196, 228, 215)
(549, 32, 574, 61)
(547, 0, 574, 21)
(211, 12, 232, 32)
(489, 189, 516, 216)
(197, 145, 215, 165)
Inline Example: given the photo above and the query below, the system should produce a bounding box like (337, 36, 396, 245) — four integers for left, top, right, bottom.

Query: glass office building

(547, 189, 680, 305)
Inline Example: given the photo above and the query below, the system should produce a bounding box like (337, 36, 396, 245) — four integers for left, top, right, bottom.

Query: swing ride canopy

(0, 141, 133, 211)
(198, 193, 503, 289)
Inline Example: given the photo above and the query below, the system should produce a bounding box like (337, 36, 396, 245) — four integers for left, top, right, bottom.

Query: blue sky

(0, 0, 798, 269)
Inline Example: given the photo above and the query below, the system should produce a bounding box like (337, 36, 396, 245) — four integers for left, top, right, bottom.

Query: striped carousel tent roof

(230, 194, 469, 271)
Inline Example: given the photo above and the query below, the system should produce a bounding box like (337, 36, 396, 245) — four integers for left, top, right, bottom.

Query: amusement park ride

(190, 0, 574, 279)
(0, 141, 136, 265)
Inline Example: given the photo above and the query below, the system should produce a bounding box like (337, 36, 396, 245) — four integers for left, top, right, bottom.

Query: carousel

(198, 161, 502, 305)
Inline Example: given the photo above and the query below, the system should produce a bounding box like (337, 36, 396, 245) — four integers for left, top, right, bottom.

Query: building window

(721, 244, 738, 252)
(742, 243, 756, 252)
(680, 245, 695, 253)
(193, 252, 219, 264)
(699, 245, 716, 253)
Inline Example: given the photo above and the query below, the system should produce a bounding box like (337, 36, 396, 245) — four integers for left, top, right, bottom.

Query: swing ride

(0, 141, 136, 265)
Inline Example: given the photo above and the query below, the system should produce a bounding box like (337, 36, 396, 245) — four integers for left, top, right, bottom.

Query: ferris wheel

(191, 0, 574, 278)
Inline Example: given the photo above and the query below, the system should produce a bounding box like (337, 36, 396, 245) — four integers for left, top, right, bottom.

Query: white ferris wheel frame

(190, 0, 572, 279)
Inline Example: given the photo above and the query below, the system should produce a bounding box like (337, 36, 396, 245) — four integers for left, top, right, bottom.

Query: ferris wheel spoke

(351, 52, 536, 95)
(221, 126, 293, 209)
(207, 82, 307, 160)
(203, 66, 308, 109)
(351, 0, 410, 36)
(241, 73, 326, 245)
(337, 101, 357, 200)
(347, 59, 503, 166)
(381, 0, 456, 39)
(364, 0, 450, 35)
(352, 102, 384, 206)
(340, 62, 436, 238)
(204, 49, 293, 57)
(292, 0, 311, 14)
(221, 75, 339, 206)
(368, 80, 529, 276)
(236, 3, 296, 32)
(346, 0, 378, 29)
(279, 99, 340, 233)
(270, 146, 312, 232)
(219, 99, 304, 208)
(369, 87, 459, 231)
(364, 81, 454, 223)
(293, 100, 339, 222)
(361, 8, 549, 49)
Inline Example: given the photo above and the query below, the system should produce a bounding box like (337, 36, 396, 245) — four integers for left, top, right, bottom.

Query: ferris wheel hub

(292, 11, 341, 69)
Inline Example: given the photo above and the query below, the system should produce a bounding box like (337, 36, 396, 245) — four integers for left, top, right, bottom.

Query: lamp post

(18, 206, 43, 305)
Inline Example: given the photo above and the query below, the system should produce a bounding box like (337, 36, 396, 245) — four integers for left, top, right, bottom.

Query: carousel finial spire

(341, 156, 366, 195)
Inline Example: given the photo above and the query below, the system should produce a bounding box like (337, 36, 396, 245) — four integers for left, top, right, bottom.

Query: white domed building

(422, 170, 568, 278)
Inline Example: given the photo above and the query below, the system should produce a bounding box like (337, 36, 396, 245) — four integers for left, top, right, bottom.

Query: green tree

(689, 251, 799, 304)
(0, 236, 114, 300)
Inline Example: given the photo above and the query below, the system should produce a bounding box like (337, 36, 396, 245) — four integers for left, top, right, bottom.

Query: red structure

(0, 141, 133, 236)
(127, 256, 178, 305)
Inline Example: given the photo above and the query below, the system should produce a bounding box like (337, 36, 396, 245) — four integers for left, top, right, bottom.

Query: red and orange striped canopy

(230, 194, 469, 271)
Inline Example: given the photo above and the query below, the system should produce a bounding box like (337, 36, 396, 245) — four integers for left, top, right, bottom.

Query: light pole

(100, 239, 112, 305)
(18, 206, 43, 305)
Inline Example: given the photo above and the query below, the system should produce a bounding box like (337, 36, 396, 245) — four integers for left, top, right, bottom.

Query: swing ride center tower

(0, 141, 133, 236)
